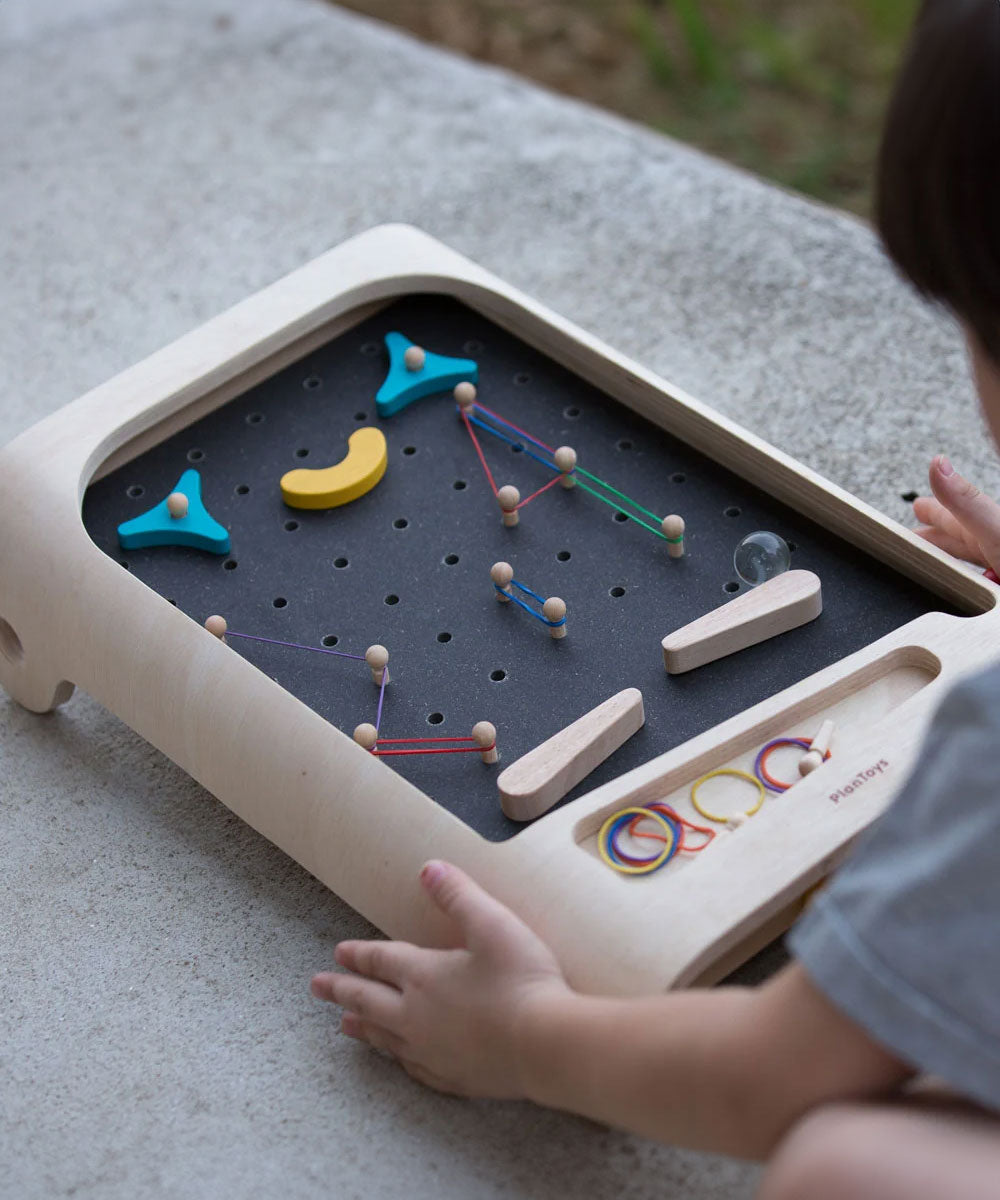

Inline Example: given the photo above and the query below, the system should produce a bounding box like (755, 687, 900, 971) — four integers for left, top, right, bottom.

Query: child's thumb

(420, 860, 510, 946)
(929, 455, 1000, 572)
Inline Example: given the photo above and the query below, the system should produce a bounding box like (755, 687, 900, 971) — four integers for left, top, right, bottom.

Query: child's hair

(877, 0, 1000, 362)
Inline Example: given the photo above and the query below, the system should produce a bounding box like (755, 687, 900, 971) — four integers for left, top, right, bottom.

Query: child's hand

(912, 455, 1000, 576)
(310, 860, 569, 1099)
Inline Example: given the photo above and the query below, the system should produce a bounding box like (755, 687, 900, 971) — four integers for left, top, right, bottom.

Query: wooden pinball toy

(1, 223, 997, 995)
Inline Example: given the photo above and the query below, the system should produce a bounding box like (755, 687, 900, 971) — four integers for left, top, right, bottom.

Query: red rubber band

(515, 474, 564, 509)
(471, 401, 556, 454)
(460, 409, 498, 496)
(372, 746, 487, 757)
(759, 740, 831, 791)
(626, 802, 716, 853)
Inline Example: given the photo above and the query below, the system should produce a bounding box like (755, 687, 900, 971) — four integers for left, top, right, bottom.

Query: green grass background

(335, 0, 920, 216)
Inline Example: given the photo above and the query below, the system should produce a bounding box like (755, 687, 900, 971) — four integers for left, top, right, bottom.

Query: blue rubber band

(465, 406, 554, 455)
(494, 583, 567, 628)
(465, 414, 560, 473)
(603, 809, 681, 869)
(511, 578, 546, 605)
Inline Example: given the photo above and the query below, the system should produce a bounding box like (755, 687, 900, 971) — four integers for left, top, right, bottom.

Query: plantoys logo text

(829, 759, 889, 803)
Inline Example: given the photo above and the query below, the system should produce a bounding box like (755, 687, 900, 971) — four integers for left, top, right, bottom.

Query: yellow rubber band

(690, 768, 766, 823)
(598, 807, 676, 876)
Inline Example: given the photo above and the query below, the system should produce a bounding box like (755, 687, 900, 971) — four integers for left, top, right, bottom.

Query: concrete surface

(1, 1, 993, 1198)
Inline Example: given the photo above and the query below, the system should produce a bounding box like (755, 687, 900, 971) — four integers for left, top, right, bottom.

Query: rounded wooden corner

(0, 662, 76, 714)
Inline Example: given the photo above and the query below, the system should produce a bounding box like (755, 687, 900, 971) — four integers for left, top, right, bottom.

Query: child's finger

(928, 456, 1000, 570)
(334, 939, 424, 989)
(341, 1012, 408, 1058)
(310, 972, 338, 1002)
(419, 859, 515, 950)
(913, 524, 987, 566)
(318, 971, 405, 1030)
(912, 495, 980, 549)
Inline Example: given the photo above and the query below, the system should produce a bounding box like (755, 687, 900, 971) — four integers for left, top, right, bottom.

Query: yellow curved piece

(280, 427, 388, 510)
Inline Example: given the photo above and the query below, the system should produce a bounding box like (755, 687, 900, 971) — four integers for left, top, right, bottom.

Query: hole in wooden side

(0, 617, 24, 663)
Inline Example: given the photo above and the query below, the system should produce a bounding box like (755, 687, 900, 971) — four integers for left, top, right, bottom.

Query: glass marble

(733, 531, 791, 586)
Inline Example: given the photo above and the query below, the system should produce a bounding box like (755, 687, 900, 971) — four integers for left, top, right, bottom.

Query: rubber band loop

(494, 581, 567, 627)
(611, 808, 683, 867)
(690, 768, 766, 823)
(755, 738, 833, 793)
(598, 808, 676, 875)
(628, 802, 716, 852)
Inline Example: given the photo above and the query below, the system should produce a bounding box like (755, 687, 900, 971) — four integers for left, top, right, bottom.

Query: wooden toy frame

(2, 223, 996, 994)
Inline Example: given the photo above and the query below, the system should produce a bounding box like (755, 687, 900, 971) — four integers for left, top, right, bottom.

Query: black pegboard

(82, 296, 955, 841)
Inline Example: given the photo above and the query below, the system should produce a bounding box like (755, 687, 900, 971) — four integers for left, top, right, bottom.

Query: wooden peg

(661, 570, 822, 674)
(661, 514, 685, 558)
(353, 723, 378, 750)
(472, 721, 498, 764)
(204, 614, 227, 639)
(799, 718, 835, 776)
(365, 644, 389, 685)
(454, 381, 477, 414)
(166, 492, 189, 519)
(490, 561, 514, 601)
(497, 688, 645, 821)
(497, 485, 520, 527)
(542, 596, 567, 639)
(553, 446, 577, 489)
(403, 345, 426, 372)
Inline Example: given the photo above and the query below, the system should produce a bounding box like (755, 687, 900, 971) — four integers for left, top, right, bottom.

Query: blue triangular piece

(118, 469, 231, 554)
(375, 332, 478, 419)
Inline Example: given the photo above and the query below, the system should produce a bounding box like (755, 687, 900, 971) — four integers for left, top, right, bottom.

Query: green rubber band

(574, 466, 664, 525)
(574, 479, 667, 540)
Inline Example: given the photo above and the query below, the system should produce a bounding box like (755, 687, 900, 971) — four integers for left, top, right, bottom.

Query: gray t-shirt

(790, 665, 1000, 1111)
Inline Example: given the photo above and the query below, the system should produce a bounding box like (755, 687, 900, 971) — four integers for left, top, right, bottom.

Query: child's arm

(312, 860, 912, 1160)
